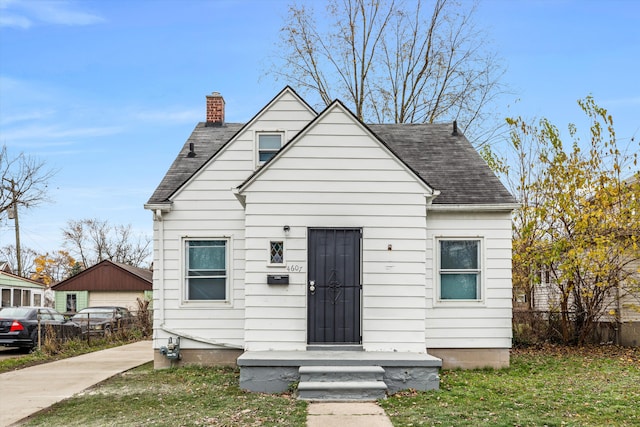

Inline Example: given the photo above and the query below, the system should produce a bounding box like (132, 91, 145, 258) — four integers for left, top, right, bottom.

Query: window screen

(439, 240, 481, 300)
(186, 240, 227, 300)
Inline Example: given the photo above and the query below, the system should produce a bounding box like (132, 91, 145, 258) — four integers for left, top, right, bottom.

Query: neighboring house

(145, 87, 517, 394)
(529, 258, 640, 347)
(51, 260, 152, 314)
(618, 259, 640, 346)
(524, 175, 640, 347)
(0, 269, 46, 307)
(0, 261, 12, 273)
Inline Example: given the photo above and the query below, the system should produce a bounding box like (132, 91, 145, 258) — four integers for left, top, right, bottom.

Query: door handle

(309, 280, 316, 293)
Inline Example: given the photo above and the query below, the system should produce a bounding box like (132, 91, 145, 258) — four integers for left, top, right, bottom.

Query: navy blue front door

(307, 228, 361, 344)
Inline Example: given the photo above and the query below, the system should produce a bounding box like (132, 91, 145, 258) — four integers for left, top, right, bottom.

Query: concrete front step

(237, 350, 442, 394)
(297, 380, 388, 401)
(299, 365, 385, 382)
(298, 365, 388, 401)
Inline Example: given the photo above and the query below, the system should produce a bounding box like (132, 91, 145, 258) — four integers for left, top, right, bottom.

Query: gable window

(257, 133, 282, 165)
(438, 239, 481, 300)
(186, 240, 227, 301)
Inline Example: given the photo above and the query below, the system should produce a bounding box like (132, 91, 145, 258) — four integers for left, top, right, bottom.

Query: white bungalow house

(145, 87, 517, 397)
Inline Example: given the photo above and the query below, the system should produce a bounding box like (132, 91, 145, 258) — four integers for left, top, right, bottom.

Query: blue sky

(1, 0, 639, 260)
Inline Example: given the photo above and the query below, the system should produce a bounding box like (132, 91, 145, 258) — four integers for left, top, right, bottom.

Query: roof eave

(144, 202, 173, 221)
(427, 202, 520, 212)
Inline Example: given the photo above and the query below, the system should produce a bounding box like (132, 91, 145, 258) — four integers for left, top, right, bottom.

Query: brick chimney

(205, 92, 224, 126)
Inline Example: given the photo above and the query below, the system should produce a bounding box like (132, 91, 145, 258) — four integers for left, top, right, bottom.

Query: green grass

(18, 345, 639, 427)
(381, 345, 640, 427)
(0, 335, 145, 374)
(23, 364, 307, 427)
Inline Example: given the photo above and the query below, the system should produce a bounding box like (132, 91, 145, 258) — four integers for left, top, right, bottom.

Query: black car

(0, 307, 82, 352)
(71, 306, 135, 336)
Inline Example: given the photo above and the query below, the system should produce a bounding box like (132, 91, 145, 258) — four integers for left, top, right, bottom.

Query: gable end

(238, 99, 437, 196)
(146, 86, 317, 205)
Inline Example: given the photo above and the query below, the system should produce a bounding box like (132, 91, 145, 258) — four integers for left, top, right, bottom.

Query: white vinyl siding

(151, 89, 316, 350)
(241, 103, 432, 352)
(426, 210, 513, 349)
(150, 89, 515, 356)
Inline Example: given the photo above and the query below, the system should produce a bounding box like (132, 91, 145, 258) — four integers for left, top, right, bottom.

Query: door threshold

(307, 345, 363, 351)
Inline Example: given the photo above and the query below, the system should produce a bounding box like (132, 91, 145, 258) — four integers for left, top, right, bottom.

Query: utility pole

(2, 178, 21, 277)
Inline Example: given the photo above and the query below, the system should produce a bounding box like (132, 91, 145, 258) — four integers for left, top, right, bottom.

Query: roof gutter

(144, 203, 173, 221)
(427, 203, 520, 212)
(231, 187, 246, 208)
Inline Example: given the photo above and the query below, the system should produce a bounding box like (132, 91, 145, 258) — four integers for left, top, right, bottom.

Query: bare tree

(0, 145, 55, 215)
(62, 219, 151, 269)
(1, 145, 57, 276)
(271, 0, 505, 146)
(0, 244, 37, 277)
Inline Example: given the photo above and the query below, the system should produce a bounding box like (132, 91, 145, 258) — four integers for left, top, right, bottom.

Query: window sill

(181, 300, 233, 308)
(267, 263, 286, 268)
(434, 299, 486, 308)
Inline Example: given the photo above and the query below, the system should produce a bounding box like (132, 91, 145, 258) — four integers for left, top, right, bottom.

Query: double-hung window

(438, 239, 481, 300)
(186, 240, 227, 301)
(257, 133, 282, 165)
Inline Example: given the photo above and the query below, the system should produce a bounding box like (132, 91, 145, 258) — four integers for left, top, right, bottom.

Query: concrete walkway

(0, 340, 152, 426)
(0, 341, 395, 427)
(307, 402, 394, 427)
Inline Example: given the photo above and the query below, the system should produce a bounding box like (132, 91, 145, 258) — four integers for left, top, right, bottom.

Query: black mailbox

(267, 274, 289, 285)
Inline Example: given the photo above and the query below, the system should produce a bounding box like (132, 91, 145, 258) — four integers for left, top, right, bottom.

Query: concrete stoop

(297, 365, 387, 401)
(237, 350, 442, 396)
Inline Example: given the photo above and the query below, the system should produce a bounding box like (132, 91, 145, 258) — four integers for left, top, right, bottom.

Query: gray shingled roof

(147, 121, 515, 206)
(147, 122, 244, 204)
(113, 261, 153, 283)
(369, 123, 516, 205)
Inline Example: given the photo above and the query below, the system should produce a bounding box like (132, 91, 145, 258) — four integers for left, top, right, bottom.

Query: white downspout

(155, 209, 165, 340)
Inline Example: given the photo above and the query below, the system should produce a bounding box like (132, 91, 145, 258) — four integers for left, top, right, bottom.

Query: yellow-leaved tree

(508, 96, 639, 345)
(31, 250, 79, 285)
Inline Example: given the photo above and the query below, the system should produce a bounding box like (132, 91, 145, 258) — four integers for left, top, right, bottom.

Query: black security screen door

(307, 228, 361, 344)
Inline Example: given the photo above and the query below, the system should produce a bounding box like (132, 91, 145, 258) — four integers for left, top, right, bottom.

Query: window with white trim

(185, 239, 227, 301)
(257, 133, 282, 165)
(66, 293, 77, 312)
(269, 240, 285, 265)
(438, 239, 481, 300)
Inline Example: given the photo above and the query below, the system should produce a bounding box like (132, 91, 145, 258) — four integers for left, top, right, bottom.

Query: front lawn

(382, 345, 640, 427)
(22, 364, 307, 427)
(21, 345, 639, 426)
